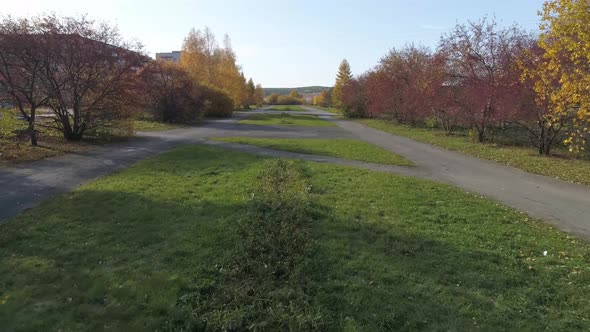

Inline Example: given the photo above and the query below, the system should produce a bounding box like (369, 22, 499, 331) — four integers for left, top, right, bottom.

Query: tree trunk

(477, 125, 486, 142)
(28, 121, 38, 146)
(28, 107, 37, 147)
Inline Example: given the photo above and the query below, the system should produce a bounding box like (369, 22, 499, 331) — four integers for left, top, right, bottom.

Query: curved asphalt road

(1, 107, 590, 241)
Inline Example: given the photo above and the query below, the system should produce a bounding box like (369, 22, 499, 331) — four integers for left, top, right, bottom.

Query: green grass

(267, 105, 307, 112)
(1, 145, 589, 330)
(133, 120, 184, 132)
(312, 106, 342, 114)
(360, 119, 590, 186)
(240, 113, 335, 127)
(212, 137, 414, 166)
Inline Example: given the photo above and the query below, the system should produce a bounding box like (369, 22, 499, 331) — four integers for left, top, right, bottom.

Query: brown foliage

(0, 15, 147, 141)
(139, 61, 204, 123)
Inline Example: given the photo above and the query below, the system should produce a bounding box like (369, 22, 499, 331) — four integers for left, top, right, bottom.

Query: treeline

(0, 15, 263, 146)
(179, 27, 264, 115)
(335, 0, 590, 155)
(142, 27, 265, 123)
(267, 90, 304, 105)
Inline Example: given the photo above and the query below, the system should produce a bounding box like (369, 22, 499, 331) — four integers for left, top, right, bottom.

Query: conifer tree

(332, 59, 353, 109)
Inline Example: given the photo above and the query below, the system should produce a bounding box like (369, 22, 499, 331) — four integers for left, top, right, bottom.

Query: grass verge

(359, 119, 590, 186)
(0, 145, 588, 330)
(240, 113, 335, 127)
(133, 120, 184, 132)
(311, 106, 342, 114)
(266, 105, 307, 112)
(0, 112, 177, 166)
(212, 137, 414, 166)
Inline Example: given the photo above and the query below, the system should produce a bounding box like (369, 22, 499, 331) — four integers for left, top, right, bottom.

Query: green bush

(168, 159, 324, 331)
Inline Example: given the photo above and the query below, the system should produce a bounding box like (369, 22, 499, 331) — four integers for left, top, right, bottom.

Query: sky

(2, 0, 546, 87)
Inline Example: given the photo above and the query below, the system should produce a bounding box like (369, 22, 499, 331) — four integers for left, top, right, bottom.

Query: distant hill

(264, 86, 331, 96)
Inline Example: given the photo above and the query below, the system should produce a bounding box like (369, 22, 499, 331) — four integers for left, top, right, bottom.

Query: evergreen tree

(332, 59, 353, 109)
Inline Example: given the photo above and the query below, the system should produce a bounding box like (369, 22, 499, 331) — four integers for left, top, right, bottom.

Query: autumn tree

(267, 93, 279, 104)
(40, 16, 146, 140)
(313, 90, 331, 107)
(0, 16, 51, 146)
(341, 76, 366, 118)
(439, 18, 529, 142)
(511, 39, 568, 155)
(139, 61, 204, 123)
(245, 78, 256, 108)
(180, 27, 217, 84)
(533, 0, 590, 152)
(0, 15, 146, 141)
(363, 70, 397, 119)
(253, 84, 265, 106)
(180, 28, 249, 113)
(332, 59, 352, 109)
(289, 90, 302, 99)
(375, 45, 442, 125)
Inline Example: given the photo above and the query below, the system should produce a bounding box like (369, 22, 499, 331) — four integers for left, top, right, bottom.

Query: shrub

(140, 61, 205, 124)
(202, 86, 234, 118)
(267, 94, 304, 105)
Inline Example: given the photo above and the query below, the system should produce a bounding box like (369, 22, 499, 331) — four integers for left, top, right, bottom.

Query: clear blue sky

(4, 0, 545, 87)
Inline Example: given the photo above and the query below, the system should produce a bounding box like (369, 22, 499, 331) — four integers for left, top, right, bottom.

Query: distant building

(155, 51, 181, 63)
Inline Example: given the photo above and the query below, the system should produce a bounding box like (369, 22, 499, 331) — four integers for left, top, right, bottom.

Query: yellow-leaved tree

(536, 0, 590, 152)
(332, 59, 352, 109)
(180, 28, 249, 111)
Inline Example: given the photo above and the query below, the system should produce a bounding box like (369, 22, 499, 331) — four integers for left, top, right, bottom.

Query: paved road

(2, 107, 590, 241)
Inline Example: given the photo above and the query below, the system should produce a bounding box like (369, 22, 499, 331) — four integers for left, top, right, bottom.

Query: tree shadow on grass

(0, 146, 586, 331)
(0, 188, 250, 331)
(305, 204, 584, 331)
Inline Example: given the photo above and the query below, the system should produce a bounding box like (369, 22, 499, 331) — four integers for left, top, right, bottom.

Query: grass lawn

(212, 137, 414, 166)
(240, 113, 335, 127)
(133, 119, 184, 132)
(360, 119, 590, 186)
(312, 106, 342, 114)
(0, 139, 92, 166)
(0, 111, 179, 166)
(267, 105, 307, 112)
(1, 110, 91, 166)
(1, 145, 589, 330)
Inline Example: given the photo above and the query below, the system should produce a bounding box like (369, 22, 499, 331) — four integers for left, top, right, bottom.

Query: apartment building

(155, 51, 181, 63)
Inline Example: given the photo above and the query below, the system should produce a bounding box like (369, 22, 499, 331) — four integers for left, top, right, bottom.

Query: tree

(246, 78, 256, 108)
(514, 41, 567, 155)
(313, 90, 332, 107)
(267, 93, 279, 104)
(341, 77, 366, 118)
(253, 84, 265, 106)
(289, 90, 302, 99)
(376, 45, 442, 125)
(180, 28, 249, 113)
(180, 27, 217, 84)
(139, 61, 204, 123)
(1, 15, 146, 141)
(0, 17, 51, 146)
(438, 18, 529, 142)
(39, 16, 146, 140)
(332, 59, 352, 109)
(534, 0, 590, 152)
